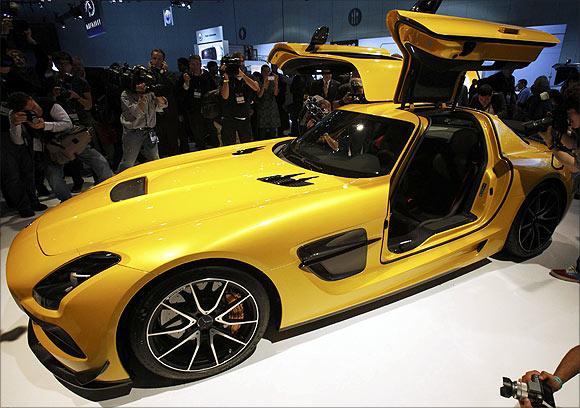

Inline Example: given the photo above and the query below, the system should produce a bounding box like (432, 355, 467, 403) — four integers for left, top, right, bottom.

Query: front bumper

(28, 320, 133, 401)
(7, 220, 151, 399)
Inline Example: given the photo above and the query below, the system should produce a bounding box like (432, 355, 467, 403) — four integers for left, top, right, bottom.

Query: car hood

(36, 141, 356, 256)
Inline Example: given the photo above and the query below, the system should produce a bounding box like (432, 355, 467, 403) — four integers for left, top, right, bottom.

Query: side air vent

(258, 173, 318, 187)
(232, 146, 265, 155)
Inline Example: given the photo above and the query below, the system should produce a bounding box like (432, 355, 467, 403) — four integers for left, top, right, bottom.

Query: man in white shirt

(7, 92, 112, 202)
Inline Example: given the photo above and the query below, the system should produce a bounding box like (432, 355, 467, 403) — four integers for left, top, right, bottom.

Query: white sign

(196, 26, 224, 45)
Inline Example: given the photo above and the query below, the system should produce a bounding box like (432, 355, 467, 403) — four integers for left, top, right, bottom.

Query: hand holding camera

(500, 374, 556, 408)
(28, 117, 45, 130)
(10, 111, 28, 126)
(183, 72, 191, 85)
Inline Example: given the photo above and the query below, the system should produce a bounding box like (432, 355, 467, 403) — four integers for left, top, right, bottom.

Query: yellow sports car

(7, 10, 573, 401)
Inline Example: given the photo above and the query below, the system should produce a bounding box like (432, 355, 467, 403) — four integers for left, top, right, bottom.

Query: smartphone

(268, 75, 275, 81)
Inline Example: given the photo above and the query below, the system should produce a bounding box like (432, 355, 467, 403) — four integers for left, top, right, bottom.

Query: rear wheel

(502, 184, 563, 259)
(129, 266, 269, 381)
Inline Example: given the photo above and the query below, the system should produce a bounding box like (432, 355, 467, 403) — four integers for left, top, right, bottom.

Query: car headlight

(110, 177, 147, 202)
(33, 252, 121, 310)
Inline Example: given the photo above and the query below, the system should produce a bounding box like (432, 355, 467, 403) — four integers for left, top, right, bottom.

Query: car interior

(387, 110, 487, 253)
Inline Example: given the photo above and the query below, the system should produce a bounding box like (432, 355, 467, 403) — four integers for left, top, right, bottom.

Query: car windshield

(281, 110, 415, 177)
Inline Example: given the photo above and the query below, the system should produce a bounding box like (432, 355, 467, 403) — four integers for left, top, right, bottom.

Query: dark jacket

(525, 84, 553, 121)
(310, 79, 340, 102)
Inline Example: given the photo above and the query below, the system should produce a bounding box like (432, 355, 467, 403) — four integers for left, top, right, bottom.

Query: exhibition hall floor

(1, 192, 579, 407)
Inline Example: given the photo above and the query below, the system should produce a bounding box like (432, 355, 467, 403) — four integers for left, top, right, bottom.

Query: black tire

(502, 183, 563, 259)
(128, 266, 269, 381)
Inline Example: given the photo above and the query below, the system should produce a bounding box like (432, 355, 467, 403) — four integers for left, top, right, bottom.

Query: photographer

(525, 75, 553, 121)
(333, 71, 365, 109)
(149, 48, 179, 158)
(3, 96, 47, 218)
(50, 51, 95, 192)
(178, 55, 212, 150)
(518, 345, 580, 408)
(117, 76, 168, 172)
(255, 64, 280, 140)
(538, 83, 579, 282)
(220, 52, 260, 145)
(6, 92, 112, 202)
(50, 51, 93, 124)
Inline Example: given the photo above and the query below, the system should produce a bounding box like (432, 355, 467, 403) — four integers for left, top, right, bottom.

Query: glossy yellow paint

(387, 10, 559, 63)
(268, 43, 402, 102)
(6, 10, 573, 387)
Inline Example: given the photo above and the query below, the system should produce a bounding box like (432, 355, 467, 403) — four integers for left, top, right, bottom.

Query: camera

(221, 55, 243, 77)
(522, 105, 571, 153)
(500, 375, 556, 408)
(350, 78, 365, 102)
(56, 72, 74, 100)
(523, 104, 568, 135)
(106, 63, 164, 95)
(25, 110, 37, 122)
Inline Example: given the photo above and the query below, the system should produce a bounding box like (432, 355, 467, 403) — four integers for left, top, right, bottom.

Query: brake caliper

(225, 293, 244, 334)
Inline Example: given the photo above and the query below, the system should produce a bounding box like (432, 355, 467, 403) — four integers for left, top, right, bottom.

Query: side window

(387, 112, 487, 253)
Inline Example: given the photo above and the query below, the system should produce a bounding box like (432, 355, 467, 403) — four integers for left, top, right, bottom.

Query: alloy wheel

(517, 189, 561, 253)
(146, 278, 259, 372)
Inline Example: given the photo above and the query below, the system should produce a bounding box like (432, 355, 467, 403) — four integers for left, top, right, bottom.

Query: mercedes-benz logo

(84, 0, 95, 18)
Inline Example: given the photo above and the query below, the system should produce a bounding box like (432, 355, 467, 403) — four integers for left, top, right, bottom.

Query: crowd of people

(467, 67, 579, 122)
(0, 21, 373, 218)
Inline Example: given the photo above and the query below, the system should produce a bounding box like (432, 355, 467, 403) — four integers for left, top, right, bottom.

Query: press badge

(193, 90, 201, 99)
(149, 129, 159, 144)
(235, 94, 245, 104)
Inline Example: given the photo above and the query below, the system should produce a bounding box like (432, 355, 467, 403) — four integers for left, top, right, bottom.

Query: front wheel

(502, 184, 563, 259)
(129, 266, 270, 381)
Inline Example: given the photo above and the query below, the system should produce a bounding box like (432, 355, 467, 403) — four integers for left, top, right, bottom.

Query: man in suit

(310, 69, 340, 104)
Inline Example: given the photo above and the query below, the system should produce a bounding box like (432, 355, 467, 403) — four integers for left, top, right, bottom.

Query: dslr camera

(221, 55, 243, 77)
(350, 78, 365, 103)
(56, 72, 75, 100)
(106, 63, 164, 95)
(522, 106, 571, 153)
(25, 110, 37, 122)
(500, 375, 556, 408)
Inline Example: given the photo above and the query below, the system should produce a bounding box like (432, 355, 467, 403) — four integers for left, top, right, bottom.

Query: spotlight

(171, 0, 192, 9)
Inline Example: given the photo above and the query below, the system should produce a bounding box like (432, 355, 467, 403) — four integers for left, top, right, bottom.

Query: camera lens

(500, 377, 515, 398)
